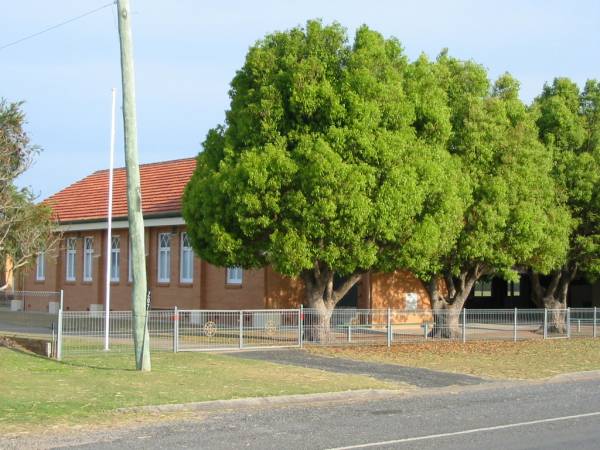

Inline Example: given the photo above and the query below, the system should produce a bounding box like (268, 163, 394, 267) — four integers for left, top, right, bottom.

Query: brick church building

(16, 157, 434, 312)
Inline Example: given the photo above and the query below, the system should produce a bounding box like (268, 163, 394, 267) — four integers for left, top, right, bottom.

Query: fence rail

(1, 306, 596, 359)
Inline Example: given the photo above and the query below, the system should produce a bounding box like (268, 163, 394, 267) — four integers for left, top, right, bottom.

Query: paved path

(229, 349, 487, 388)
(17, 374, 600, 449)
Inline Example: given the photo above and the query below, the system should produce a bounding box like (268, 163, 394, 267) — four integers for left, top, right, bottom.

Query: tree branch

(325, 270, 334, 305)
(332, 273, 363, 305)
(547, 271, 561, 298)
(444, 272, 456, 300)
(529, 271, 544, 307)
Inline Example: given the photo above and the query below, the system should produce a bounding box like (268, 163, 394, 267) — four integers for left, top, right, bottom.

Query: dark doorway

(334, 274, 359, 308)
(569, 279, 593, 307)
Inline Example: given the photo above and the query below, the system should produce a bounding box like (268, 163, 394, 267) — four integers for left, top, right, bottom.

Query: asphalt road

(48, 374, 600, 450)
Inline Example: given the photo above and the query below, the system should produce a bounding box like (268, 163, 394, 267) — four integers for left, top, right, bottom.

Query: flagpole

(104, 87, 117, 351)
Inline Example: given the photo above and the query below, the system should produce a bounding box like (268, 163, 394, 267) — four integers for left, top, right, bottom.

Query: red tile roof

(44, 157, 197, 223)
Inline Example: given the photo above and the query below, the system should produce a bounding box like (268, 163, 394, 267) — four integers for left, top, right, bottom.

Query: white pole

(104, 87, 117, 351)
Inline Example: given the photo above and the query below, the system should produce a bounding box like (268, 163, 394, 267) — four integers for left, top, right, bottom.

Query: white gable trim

(58, 216, 185, 232)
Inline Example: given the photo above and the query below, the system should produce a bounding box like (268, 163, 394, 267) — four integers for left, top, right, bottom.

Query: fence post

(567, 307, 571, 338)
(387, 308, 391, 347)
(56, 308, 63, 361)
(239, 310, 244, 349)
(424, 321, 428, 340)
(173, 306, 179, 353)
(513, 307, 518, 342)
(543, 308, 548, 339)
(59, 289, 64, 311)
(298, 305, 303, 348)
(51, 322, 56, 357)
(348, 324, 352, 343)
(462, 309, 467, 343)
(594, 307, 597, 339)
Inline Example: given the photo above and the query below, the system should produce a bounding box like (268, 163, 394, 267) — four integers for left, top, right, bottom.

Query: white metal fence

(0, 290, 63, 313)
(0, 290, 63, 344)
(50, 306, 600, 359)
(176, 309, 301, 352)
(60, 310, 174, 357)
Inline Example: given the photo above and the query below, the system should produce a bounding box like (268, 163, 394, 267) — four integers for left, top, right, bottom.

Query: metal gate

(175, 309, 301, 351)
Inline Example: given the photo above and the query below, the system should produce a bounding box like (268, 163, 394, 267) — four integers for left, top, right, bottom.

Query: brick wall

(19, 226, 436, 313)
(20, 244, 60, 311)
(264, 266, 304, 309)
(20, 226, 207, 311)
(146, 226, 202, 310)
(370, 270, 433, 323)
(202, 263, 265, 309)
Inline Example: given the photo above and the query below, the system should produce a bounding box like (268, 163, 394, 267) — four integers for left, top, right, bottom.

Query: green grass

(308, 339, 600, 379)
(0, 347, 399, 430)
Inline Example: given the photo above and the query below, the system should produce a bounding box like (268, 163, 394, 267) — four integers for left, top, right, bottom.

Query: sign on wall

(405, 292, 418, 311)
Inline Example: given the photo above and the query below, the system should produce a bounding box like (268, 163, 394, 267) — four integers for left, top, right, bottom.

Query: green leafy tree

(183, 22, 468, 337)
(422, 56, 570, 337)
(0, 100, 56, 288)
(530, 78, 600, 330)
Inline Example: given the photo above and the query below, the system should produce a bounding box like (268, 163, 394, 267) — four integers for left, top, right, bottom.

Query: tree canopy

(183, 21, 469, 313)
(422, 56, 571, 329)
(528, 78, 600, 310)
(183, 21, 586, 329)
(0, 100, 56, 287)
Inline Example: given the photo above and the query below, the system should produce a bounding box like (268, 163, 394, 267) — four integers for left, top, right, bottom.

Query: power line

(0, 1, 115, 52)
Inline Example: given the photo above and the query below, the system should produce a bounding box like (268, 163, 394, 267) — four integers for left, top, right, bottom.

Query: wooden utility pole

(116, 0, 150, 371)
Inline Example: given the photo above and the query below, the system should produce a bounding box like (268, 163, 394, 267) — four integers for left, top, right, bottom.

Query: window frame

(83, 237, 94, 282)
(35, 250, 45, 281)
(226, 266, 243, 285)
(510, 280, 521, 298)
(157, 232, 171, 283)
(179, 232, 193, 284)
(110, 235, 121, 282)
(65, 237, 77, 281)
(473, 279, 492, 297)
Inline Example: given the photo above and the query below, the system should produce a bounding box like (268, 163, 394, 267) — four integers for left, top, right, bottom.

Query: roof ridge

(91, 156, 197, 175)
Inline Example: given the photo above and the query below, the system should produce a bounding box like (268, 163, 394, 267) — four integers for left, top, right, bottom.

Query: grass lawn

(307, 339, 600, 380)
(0, 347, 400, 431)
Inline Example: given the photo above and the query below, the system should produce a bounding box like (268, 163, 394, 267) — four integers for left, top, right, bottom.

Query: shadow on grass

(59, 358, 137, 372)
(2, 345, 137, 372)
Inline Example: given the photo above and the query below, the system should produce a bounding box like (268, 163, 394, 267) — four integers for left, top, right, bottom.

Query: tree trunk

(530, 267, 576, 335)
(546, 297, 567, 334)
(307, 298, 335, 343)
(426, 266, 483, 339)
(430, 292, 468, 339)
(301, 265, 362, 343)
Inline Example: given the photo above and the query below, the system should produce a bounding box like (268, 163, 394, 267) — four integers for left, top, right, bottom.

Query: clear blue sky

(3, 0, 599, 199)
